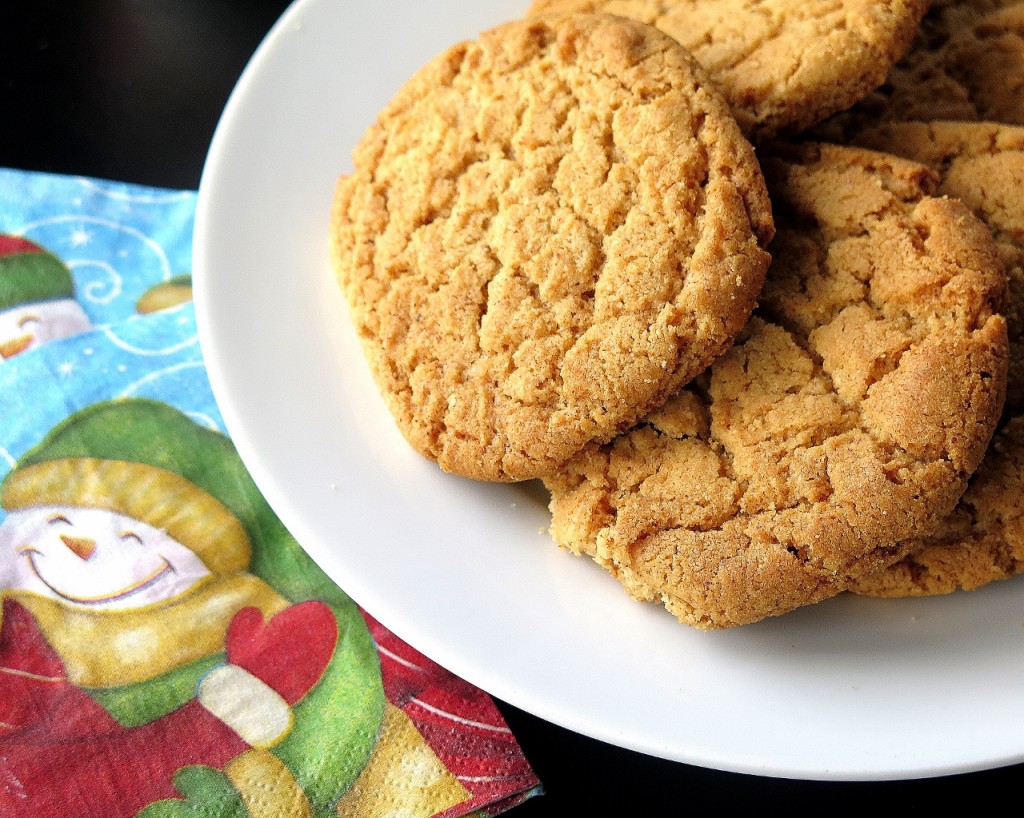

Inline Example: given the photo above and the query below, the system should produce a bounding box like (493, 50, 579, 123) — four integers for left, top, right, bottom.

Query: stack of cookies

(329, 0, 1024, 629)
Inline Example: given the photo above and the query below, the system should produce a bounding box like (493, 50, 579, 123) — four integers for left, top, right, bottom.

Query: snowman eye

(120, 530, 144, 546)
(47, 514, 72, 526)
(18, 313, 41, 329)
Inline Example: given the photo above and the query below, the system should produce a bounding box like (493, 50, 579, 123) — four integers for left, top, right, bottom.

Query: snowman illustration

(0, 234, 93, 360)
(0, 398, 467, 816)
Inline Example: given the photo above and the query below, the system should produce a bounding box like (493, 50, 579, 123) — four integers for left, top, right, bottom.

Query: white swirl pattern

(74, 177, 196, 206)
(119, 360, 208, 397)
(17, 215, 172, 309)
(2, 170, 197, 326)
(101, 310, 199, 356)
(0, 304, 214, 527)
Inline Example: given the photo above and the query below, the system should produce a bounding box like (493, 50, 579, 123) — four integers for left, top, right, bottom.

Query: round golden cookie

(330, 13, 774, 483)
(524, 0, 929, 141)
(544, 142, 1009, 629)
(847, 121, 1024, 597)
(818, 0, 1024, 137)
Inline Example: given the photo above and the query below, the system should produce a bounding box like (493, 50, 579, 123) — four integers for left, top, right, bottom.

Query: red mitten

(224, 601, 338, 705)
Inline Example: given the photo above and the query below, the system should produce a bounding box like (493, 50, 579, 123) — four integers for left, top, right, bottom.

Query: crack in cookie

(331, 13, 773, 481)
(525, 0, 930, 139)
(850, 121, 1024, 598)
(544, 142, 1009, 629)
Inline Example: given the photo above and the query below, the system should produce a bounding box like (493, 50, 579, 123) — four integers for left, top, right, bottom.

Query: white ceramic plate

(194, 0, 1024, 781)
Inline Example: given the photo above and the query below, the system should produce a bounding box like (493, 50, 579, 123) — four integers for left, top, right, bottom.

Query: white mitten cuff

(198, 664, 293, 748)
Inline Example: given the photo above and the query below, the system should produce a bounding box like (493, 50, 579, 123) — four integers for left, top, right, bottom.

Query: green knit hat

(2, 397, 352, 606)
(0, 234, 75, 312)
(3, 398, 253, 572)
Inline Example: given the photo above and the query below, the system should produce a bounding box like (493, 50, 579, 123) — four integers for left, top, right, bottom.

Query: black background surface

(2, 2, 1020, 813)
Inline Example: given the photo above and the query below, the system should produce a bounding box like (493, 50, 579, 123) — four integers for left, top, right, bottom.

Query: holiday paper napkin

(0, 168, 541, 817)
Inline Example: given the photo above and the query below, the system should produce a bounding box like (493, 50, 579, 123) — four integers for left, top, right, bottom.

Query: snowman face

(0, 298, 93, 359)
(0, 505, 212, 611)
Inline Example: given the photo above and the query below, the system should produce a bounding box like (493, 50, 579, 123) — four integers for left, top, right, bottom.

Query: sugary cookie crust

(331, 13, 773, 482)
(849, 121, 1024, 597)
(544, 142, 1009, 629)
(849, 418, 1024, 596)
(524, 0, 929, 140)
(817, 0, 1024, 138)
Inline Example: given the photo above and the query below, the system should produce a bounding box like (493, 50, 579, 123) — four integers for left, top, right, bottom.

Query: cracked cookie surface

(524, 0, 929, 141)
(849, 121, 1024, 597)
(330, 13, 773, 482)
(817, 0, 1024, 138)
(544, 142, 1009, 629)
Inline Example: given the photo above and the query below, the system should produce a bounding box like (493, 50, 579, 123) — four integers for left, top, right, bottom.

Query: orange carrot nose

(0, 333, 34, 359)
(60, 535, 97, 561)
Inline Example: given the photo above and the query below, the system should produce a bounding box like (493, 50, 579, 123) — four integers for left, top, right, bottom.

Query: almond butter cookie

(849, 121, 1024, 597)
(330, 13, 774, 482)
(524, 0, 929, 141)
(544, 142, 1009, 629)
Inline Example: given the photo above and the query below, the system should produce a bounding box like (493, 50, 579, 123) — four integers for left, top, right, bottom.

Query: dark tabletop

(3, 1, 1020, 813)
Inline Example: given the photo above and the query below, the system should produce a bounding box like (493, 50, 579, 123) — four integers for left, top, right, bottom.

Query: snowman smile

(17, 545, 176, 605)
